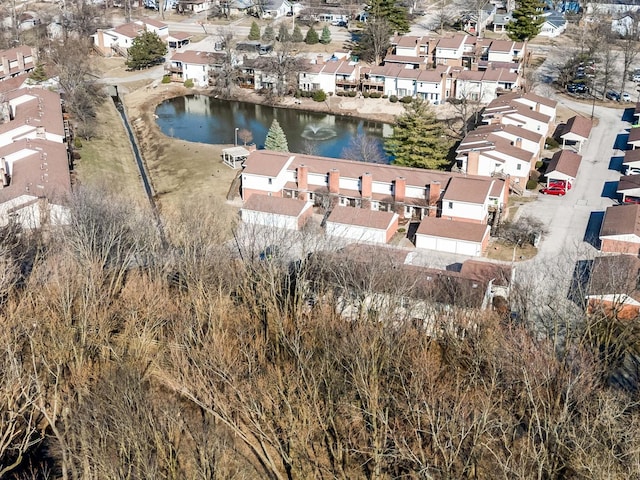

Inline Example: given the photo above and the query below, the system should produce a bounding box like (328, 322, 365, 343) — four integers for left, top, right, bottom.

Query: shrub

(545, 137, 560, 149)
(347, 91, 357, 97)
(400, 95, 413, 103)
(362, 91, 370, 98)
(526, 178, 539, 190)
(529, 170, 541, 183)
(73, 137, 83, 149)
(535, 160, 544, 169)
(389, 95, 398, 103)
(313, 89, 327, 102)
(335, 91, 344, 96)
(370, 92, 382, 98)
(294, 90, 301, 98)
(161, 75, 171, 84)
(398, 227, 406, 233)
(184, 79, 194, 88)
(382, 94, 388, 99)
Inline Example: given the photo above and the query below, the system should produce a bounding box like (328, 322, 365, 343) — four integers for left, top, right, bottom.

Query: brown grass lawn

(74, 98, 148, 208)
(486, 239, 537, 262)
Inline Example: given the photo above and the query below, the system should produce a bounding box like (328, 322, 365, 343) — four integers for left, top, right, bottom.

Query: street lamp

(234, 127, 239, 146)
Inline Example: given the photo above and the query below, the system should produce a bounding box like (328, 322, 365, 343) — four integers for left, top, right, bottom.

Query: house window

(268, 178, 273, 184)
(448, 201, 453, 209)
(517, 164, 522, 170)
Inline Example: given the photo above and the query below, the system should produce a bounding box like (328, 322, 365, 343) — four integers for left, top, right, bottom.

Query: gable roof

(617, 174, 640, 192)
(588, 255, 640, 300)
(629, 127, 640, 144)
(561, 115, 593, 140)
(624, 148, 640, 165)
(600, 204, 640, 237)
(442, 177, 493, 203)
(546, 150, 582, 178)
(242, 193, 310, 217)
(327, 205, 397, 230)
(416, 216, 490, 242)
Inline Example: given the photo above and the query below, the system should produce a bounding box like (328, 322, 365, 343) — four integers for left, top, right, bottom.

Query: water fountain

(300, 123, 338, 141)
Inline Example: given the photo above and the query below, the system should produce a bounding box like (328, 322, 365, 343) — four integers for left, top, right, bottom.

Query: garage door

(435, 238, 457, 253)
(455, 241, 479, 256)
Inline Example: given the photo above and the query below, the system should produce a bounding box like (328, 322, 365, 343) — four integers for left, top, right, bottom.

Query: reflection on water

(155, 95, 390, 160)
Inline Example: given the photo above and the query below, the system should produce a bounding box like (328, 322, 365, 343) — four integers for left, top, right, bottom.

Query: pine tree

(366, 0, 409, 34)
(126, 31, 168, 70)
(262, 24, 275, 43)
(278, 24, 290, 42)
(305, 27, 319, 45)
(264, 119, 289, 152)
(291, 25, 304, 43)
(320, 26, 331, 44)
(384, 98, 451, 169)
(248, 21, 261, 41)
(507, 0, 545, 41)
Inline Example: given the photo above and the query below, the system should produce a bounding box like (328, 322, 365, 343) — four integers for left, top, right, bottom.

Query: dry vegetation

(1, 188, 639, 479)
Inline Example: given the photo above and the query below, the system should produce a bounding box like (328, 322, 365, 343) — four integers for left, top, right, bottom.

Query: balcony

(336, 77, 358, 86)
(165, 64, 183, 73)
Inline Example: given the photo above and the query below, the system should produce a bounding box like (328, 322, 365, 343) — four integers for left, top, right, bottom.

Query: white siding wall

(487, 51, 512, 62)
(241, 210, 300, 230)
(415, 234, 483, 256)
(184, 63, 209, 87)
(326, 222, 387, 243)
(441, 200, 485, 222)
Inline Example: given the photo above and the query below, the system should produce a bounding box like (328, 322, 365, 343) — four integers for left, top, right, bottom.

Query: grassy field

(74, 98, 148, 207)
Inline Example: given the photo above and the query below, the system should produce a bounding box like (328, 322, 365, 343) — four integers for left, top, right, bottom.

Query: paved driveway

(516, 96, 626, 261)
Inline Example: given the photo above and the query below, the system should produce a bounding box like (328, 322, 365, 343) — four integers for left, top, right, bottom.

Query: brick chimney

(361, 172, 372, 198)
(0, 102, 10, 124)
(0, 157, 9, 187)
(394, 176, 406, 203)
(297, 165, 308, 201)
(1, 56, 9, 77)
(328, 168, 340, 194)
(428, 181, 440, 216)
(467, 150, 480, 175)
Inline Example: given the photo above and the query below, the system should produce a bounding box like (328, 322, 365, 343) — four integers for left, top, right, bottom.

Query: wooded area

(1, 187, 639, 479)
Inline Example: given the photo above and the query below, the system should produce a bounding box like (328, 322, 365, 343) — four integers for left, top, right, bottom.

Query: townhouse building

(165, 50, 226, 86)
(0, 87, 71, 228)
(239, 150, 508, 254)
(295, 35, 525, 102)
(93, 18, 189, 56)
(454, 92, 555, 189)
(0, 46, 36, 82)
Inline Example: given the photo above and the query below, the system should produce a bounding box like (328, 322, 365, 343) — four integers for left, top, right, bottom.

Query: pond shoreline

(155, 93, 390, 159)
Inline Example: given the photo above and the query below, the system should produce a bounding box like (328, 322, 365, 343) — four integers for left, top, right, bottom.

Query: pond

(155, 95, 392, 161)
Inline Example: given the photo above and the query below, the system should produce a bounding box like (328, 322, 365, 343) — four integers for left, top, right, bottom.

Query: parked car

(549, 179, 572, 190)
(633, 69, 640, 82)
(623, 196, 640, 204)
(621, 92, 632, 102)
(626, 166, 640, 175)
(567, 83, 588, 94)
(540, 185, 567, 196)
(606, 90, 621, 101)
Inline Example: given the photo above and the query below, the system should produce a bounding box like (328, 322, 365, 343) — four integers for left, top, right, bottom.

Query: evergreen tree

(320, 25, 332, 44)
(264, 119, 289, 152)
(126, 31, 168, 70)
(507, 0, 545, 41)
(384, 98, 451, 169)
(305, 27, 319, 45)
(262, 24, 275, 43)
(278, 24, 290, 42)
(248, 21, 261, 40)
(291, 25, 304, 43)
(366, 0, 409, 34)
(29, 64, 47, 83)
